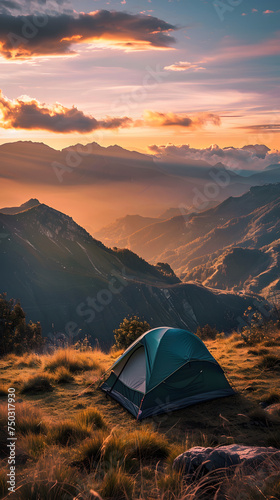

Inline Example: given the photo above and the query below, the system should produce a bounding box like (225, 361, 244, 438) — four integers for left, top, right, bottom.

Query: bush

(113, 316, 150, 350)
(0, 293, 44, 356)
(196, 324, 219, 340)
(20, 374, 54, 394)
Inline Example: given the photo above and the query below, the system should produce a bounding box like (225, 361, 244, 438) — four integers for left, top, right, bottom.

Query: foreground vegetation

(0, 326, 280, 499)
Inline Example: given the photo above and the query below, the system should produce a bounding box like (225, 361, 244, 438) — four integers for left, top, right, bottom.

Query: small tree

(113, 315, 151, 350)
(196, 324, 219, 340)
(0, 293, 44, 356)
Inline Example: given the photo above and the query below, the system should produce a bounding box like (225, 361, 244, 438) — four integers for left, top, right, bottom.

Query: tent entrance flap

(117, 346, 146, 392)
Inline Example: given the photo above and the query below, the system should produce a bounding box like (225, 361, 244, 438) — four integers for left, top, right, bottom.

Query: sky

(0, 0, 279, 152)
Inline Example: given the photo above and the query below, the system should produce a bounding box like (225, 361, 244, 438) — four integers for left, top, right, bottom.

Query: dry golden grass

(0, 333, 280, 499)
(43, 348, 102, 373)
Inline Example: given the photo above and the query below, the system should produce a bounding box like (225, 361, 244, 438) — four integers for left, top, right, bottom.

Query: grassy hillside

(0, 331, 280, 499)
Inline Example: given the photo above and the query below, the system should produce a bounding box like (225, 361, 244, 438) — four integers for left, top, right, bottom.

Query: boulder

(173, 444, 280, 476)
(265, 403, 280, 418)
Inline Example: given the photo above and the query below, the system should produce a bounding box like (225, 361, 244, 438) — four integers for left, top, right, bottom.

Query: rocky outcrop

(173, 444, 280, 476)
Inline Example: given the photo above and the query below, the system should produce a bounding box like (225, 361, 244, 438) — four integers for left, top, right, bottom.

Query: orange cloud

(0, 10, 177, 59)
(142, 111, 221, 128)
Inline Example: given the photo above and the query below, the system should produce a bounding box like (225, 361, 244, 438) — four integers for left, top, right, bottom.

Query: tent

(100, 327, 235, 420)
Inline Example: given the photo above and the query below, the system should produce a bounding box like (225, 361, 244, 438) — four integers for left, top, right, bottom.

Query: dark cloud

(0, 91, 133, 133)
(0, 10, 177, 59)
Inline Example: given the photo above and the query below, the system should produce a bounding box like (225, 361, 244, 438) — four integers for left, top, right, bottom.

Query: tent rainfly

(100, 327, 235, 420)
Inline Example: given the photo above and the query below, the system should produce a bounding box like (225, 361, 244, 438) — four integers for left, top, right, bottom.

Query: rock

(265, 403, 280, 418)
(173, 445, 280, 477)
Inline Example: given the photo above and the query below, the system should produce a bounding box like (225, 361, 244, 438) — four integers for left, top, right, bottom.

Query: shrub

(20, 374, 54, 394)
(196, 324, 219, 340)
(99, 468, 134, 500)
(113, 316, 150, 350)
(75, 407, 107, 430)
(44, 349, 100, 373)
(54, 367, 74, 384)
(0, 293, 44, 356)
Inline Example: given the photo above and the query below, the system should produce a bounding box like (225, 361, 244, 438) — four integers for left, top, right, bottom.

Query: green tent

(100, 327, 234, 420)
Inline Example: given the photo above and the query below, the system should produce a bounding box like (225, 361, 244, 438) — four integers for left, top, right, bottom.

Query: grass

(99, 468, 134, 500)
(0, 385, 8, 397)
(257, 354, 280, 371)
(0, 402, 47, 435)
(73, 430, 106, 469)
(262, 391, 280, 406)
(0, 334, 280, 499)
(75, 407, 107, 430)
(51, 420, 92, 446)
(54, 367, 74, 384)
(44, 348, 101, 373)
(20, 374, 54, 394)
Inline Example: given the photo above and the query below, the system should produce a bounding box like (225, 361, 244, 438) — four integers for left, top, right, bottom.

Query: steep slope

(94, 214, 161, 248)
(0, 203, 260, 345)
(96, 184, 280, 296)
(0, 198, 40, 215)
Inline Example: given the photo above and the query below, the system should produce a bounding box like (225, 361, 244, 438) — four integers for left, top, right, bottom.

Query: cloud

(0, 10, 177, 59)
(164, 61, 205, 72)
(203, 33, 280, 64)
(238, 124, 280, 132)
(148, 143, 280, 172)
(263, 10, 274, 14)
(0, 90, 221, 133)
(142, 111, 221, 128)
(0, 0, 70, 15)
(0, 90, 133, 132)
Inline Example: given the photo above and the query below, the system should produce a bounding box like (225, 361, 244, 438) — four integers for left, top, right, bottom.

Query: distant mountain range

(1, 140, 280, 232)
(0, 200, 261, 345)
(95, 183, 280, 298)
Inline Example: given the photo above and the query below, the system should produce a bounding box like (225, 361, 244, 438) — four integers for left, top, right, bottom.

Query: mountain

(0, 202, 261, 345)
(95, 184, 280, 297)
(95, 215, 161, 249)
(0, 198, 40, 215)
(0, 140, 266, 232)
